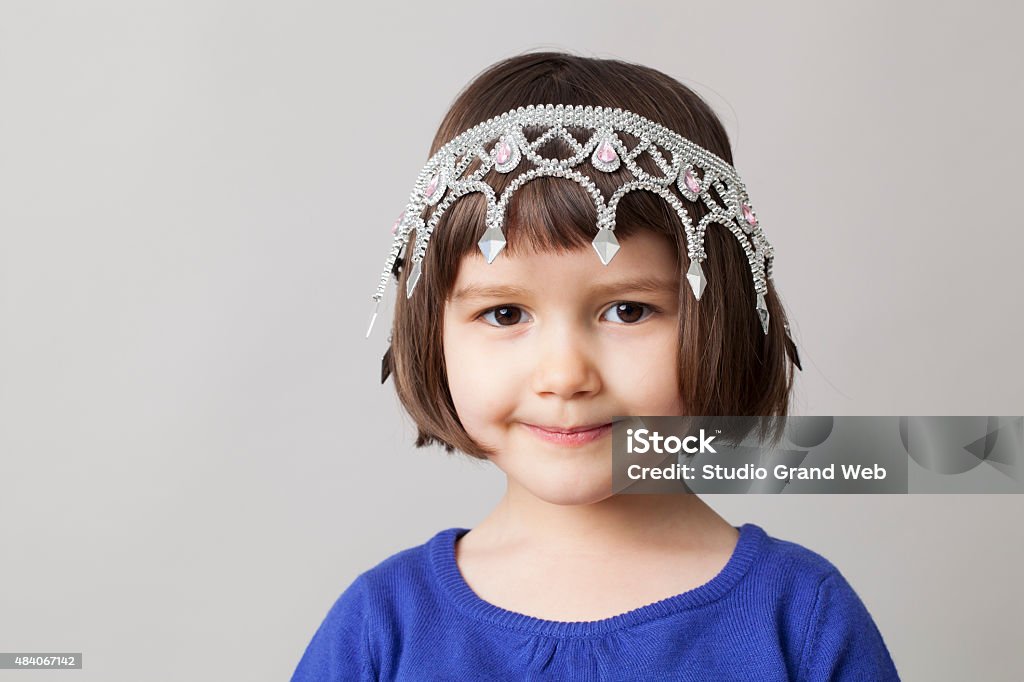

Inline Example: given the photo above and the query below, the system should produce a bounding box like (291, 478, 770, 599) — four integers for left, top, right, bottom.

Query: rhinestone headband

(367, 104, 799, 380)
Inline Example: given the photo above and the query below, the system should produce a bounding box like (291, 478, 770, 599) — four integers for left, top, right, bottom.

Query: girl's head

(387, 51, 797, 473)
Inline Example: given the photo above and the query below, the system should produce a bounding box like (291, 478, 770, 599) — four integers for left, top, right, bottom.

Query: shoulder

(291, 528, 463, 681)
(318, 526, 464, 631)
(354, 527, 461, 597)
(749, 524, 843, 581)
(742, 524, 873, 622)
(741, 523, 856, 605)
(740, 525, 900, 681)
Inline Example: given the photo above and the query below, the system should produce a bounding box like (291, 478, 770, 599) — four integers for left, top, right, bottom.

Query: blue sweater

(292, 524, 900, 681)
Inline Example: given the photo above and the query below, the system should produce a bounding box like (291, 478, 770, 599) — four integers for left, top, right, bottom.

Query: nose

(530, 321, 602, 400)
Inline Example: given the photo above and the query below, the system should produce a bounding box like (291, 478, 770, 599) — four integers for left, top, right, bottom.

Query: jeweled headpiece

(367, 104, 800, 381)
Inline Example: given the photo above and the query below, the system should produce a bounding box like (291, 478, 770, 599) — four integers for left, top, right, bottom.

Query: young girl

(293, 51, 900, 681)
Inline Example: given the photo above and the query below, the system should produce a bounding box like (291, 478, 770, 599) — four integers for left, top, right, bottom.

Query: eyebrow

(450, 276, 679, 302)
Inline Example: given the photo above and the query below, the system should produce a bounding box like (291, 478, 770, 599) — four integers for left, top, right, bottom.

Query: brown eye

(604, 302, 653, 324)
(481, 306, 528, 327)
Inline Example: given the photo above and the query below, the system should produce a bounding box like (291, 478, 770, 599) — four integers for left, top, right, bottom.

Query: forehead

(448, 228, 680, 301)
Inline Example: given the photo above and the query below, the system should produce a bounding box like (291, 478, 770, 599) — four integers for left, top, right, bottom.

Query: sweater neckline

(429, 522, 765, 637)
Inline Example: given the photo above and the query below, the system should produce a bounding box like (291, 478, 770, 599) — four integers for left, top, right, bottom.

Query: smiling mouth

(531, 423, 610, 434)
(521, 422, 614, 446)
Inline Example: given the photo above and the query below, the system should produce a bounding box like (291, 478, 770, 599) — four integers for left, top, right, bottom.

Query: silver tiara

(367, 104, 779, 349)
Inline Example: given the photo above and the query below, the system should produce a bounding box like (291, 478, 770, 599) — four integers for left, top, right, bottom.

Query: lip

(521, 422, 614, 446)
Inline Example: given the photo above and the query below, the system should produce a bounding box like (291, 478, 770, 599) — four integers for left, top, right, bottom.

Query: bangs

(420, 129, 697, 300)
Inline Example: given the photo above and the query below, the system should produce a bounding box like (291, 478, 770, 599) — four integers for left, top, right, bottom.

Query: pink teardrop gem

(597, 140, 617, 164)
(391, 210, 405, 235)
(683, 169, 700, 193)
(495, 140, 511, 164)
(425, 174, 439, 198)
(742, 203, 757, 227)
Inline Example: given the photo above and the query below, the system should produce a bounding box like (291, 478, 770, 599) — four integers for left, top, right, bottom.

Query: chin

(521, 472, 615, 507)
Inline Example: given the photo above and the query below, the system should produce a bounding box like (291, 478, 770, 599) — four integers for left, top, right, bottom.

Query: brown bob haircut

(387, 50, 799, 459)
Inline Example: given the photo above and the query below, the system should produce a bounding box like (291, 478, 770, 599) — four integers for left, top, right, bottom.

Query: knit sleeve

(291, 575, 376, 682)
(798, 571, 900, 682)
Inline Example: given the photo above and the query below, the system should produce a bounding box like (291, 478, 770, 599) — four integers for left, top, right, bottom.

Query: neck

(470, 478, 733, 557)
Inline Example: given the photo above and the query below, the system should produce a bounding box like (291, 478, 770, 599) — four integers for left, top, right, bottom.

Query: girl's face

(442, 227, 687, 506)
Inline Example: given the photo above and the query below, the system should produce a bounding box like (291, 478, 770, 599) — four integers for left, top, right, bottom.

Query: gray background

(1, 1, 1021, 680)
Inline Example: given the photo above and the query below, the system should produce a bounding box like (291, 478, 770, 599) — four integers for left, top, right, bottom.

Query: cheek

(442, 327, 515, 428)
(650, 355, 686, 415)
(608, 337, 685, 413)
(442, 332, 473, 416)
